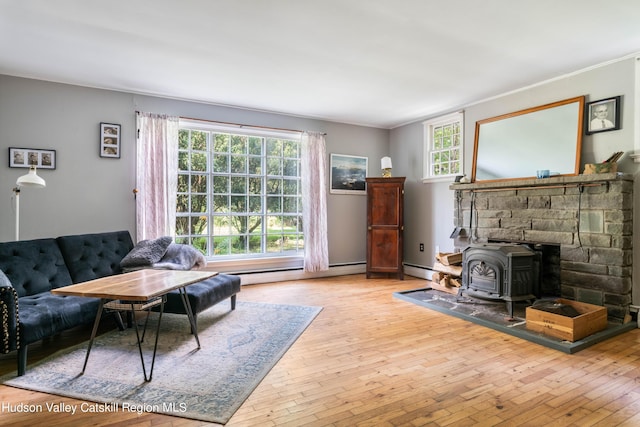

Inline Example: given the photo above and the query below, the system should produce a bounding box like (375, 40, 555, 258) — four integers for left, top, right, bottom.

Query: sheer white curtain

(135, 112, 179, 242)
(301, 131, 329, 272)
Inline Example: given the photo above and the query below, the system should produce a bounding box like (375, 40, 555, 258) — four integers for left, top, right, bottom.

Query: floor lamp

(13, 165, 46, 241)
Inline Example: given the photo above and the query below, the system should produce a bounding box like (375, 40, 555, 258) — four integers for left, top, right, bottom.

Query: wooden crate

(526, 298, 607, 342)
(583, 162, 617, 174)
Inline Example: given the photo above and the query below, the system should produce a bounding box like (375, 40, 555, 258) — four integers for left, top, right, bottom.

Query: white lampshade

(381, 156, 392, 169)
(16, 166, 46, 188)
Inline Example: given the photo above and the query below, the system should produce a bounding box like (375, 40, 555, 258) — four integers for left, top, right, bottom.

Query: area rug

(1, 301, 322, 424)
(394, 287, 636, 354)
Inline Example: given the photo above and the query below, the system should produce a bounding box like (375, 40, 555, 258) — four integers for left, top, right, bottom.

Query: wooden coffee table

(52, 269, 218, 381)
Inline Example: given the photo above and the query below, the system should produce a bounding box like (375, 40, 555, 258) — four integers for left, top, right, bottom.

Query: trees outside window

(177, 125, 303, 257)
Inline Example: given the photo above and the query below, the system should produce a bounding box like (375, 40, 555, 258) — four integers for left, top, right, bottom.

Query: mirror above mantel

(471, 96, 585, 183)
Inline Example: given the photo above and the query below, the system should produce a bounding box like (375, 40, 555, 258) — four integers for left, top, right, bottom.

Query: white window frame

(177, 119, 304, 261)
(422, 111, 464, 183)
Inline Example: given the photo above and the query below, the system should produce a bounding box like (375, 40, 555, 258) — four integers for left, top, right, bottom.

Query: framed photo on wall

(585, 96, 621, 134)
(8, 147, 56, 169)
(100, 122, 121, 158)
(330, 153, 368, 194)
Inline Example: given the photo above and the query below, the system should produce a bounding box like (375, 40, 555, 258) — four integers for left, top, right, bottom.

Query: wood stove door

(467, 260, 502, 296)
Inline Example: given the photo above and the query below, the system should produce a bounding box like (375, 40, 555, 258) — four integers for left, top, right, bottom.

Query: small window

(423, 112, 464, 182)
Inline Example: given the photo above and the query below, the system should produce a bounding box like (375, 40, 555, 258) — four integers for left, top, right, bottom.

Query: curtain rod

(135, 111, 326, 135)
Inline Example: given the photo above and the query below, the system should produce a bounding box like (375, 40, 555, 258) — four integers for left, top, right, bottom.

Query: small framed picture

(8, 147, 56, 169)
(585, 96, 621, 134)
(100, 122, 121, 158)
(330, 153, 368, 194)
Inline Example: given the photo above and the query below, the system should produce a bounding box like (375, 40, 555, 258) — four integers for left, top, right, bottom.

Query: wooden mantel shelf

(449, 172, 632, 192)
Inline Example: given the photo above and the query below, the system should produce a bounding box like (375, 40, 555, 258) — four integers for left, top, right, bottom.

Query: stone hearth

(450, 173, 633, 323)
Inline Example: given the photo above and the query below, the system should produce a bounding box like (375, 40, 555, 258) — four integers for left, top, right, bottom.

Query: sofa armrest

(0, 282, 19, 354)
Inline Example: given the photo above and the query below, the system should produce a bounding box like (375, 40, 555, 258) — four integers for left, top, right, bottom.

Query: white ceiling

(2, 1, 640, 129)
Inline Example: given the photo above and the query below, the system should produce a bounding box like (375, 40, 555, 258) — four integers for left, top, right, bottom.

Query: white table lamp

(13, 165, 46, 240)
(381, 156, 392, 177)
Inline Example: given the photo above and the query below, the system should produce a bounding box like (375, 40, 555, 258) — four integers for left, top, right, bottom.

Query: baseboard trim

(238, 263, 366, 285)
(237, 263, 435, 285)
(403, 264, 435, 281)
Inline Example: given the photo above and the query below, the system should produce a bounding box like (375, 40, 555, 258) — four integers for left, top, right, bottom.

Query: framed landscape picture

(100, 122, 121, 158)
(330, 153, 368, 194)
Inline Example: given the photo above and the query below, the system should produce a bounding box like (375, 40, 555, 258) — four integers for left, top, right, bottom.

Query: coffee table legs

(82, 297, 165, 382)
(131, 298, 164, 382)
(82, 299, 105, 375)
(81, 289, 199, 382)
(179, 287, 201, 349)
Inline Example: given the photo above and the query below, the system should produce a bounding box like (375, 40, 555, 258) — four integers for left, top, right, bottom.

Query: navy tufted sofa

(0, 230, 241, 376)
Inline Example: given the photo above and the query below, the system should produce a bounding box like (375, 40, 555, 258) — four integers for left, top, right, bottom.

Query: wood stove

(461, 243, 536, 317)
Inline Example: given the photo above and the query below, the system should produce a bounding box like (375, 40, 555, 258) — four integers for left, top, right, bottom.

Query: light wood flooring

(2, 274, 640, 426)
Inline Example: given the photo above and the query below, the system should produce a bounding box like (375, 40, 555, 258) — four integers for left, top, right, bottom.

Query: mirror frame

(471, 96, 585, 183)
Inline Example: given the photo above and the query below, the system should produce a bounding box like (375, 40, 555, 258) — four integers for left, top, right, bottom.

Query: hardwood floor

(2, 274, 640, 426)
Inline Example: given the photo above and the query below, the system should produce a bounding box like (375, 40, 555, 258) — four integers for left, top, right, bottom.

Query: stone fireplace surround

(450, 173, 633, 323)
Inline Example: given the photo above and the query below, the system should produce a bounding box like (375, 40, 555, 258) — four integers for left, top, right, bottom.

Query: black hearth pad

(393, 287, 636, 354)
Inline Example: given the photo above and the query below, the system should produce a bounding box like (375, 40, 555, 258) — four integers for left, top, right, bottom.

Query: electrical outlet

(419, 243, 424, 252)
(435, 245, 440, 254)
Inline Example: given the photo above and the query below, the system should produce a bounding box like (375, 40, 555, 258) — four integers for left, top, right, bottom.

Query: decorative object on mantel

(583, 151, 623, 174)
(381, 156, 392, 177)
(8, 147, 56, 169)
(100, 122, 121, 158)
(585, 96, 621, 135)
(12, 165, 46, 240)
(536, 169, 550, 179)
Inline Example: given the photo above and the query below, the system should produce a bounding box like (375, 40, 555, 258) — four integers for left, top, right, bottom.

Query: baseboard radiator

(235, 263, 366, 285)
(216, 262, 429, 286)
(403, 263, 436, 281)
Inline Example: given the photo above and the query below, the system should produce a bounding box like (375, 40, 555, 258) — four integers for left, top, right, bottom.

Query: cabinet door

(369, 185, 401, 227)
(369, 228, 400, 270)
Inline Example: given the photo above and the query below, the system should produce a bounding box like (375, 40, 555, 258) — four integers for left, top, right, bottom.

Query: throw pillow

(120, 236, 173, 268)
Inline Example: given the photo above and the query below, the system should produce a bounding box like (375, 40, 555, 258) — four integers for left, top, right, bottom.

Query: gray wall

(3, 57, 638, 287)
(392, 57, 640, 301)
(0, 77, 137, 241)
(0, 75, 389, 267)
(391, 121, 457, 267)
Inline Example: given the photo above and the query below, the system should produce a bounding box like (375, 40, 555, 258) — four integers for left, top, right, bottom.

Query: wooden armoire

(365, 177, 405, 279)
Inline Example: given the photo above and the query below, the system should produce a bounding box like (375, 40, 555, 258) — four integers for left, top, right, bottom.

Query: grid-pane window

(177, 125, 303, 258)
(423, 112, 463, 180)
